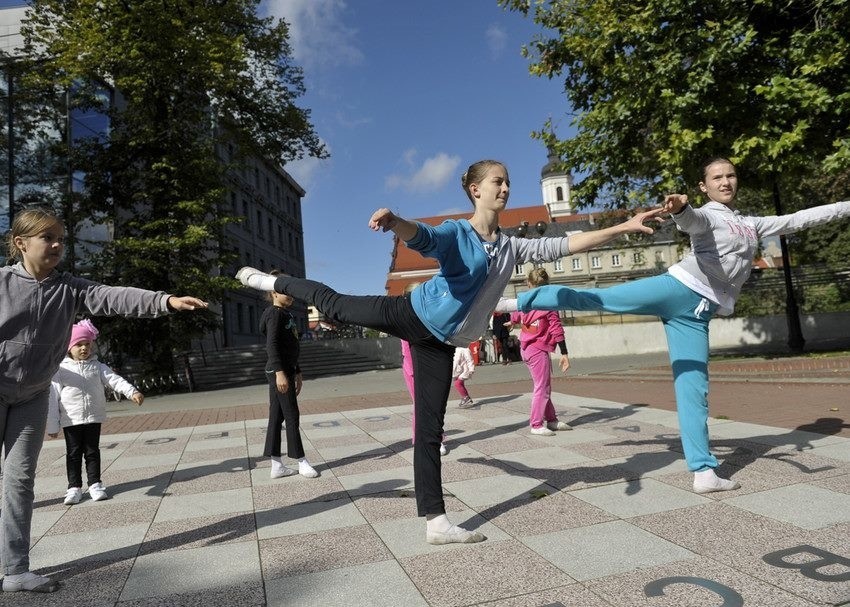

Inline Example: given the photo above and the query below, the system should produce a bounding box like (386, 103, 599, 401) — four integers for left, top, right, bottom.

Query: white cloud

(334, 110, 372, 129)
(486, 24, 508, 58)
(261, 0, 363, 70)
(385, 152, 461, 194)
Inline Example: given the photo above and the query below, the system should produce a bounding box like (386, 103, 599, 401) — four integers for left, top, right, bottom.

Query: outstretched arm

(369, 208, 419, 242)
(568, 207, 666, 254)
(167, 296, 208, 311)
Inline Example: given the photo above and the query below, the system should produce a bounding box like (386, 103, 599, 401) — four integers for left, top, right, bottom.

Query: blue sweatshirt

(406, 219, 570, 346)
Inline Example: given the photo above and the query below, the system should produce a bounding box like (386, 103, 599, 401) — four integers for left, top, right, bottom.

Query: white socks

(236, 267, 277, 291)
(425, 514, 486, 545)
(426, 513, 453, 533)
(494, 298, 518, 313)
(693, 468, 740, 494)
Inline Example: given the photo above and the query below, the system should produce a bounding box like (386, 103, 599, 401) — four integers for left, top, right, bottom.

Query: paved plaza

(8, 360, 850, 607)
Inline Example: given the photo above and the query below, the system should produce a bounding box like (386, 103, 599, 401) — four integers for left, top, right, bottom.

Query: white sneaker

(693, 470, 741, 494)
(439, 443, 448, 456)
(298, 460, 319, 478)
(270, 461, 296, 479)
(530, 426, 556, 436)
(2, 571, 60, 593)
(547, 420, 573, 431)
(88, 482, 109, 501)
(63, 487, 82, 505)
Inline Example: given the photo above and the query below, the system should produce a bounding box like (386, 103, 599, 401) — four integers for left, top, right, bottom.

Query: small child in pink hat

(47, 319, 144, 505)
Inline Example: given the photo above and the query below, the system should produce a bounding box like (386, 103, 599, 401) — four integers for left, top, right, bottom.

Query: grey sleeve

(513, 236, 570, 264)
(70, 275, 172, 318)
(671, 204, 713, 234)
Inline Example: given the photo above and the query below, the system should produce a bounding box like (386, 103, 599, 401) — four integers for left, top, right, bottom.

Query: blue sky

(1, 0, 576, 295)
(261, 0, 575, 295)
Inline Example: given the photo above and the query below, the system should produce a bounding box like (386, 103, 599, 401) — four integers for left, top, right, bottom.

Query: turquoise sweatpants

(517, 273, 719, 472)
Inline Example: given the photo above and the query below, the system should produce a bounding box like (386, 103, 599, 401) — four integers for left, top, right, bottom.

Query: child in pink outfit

(508, 268, 572, 436)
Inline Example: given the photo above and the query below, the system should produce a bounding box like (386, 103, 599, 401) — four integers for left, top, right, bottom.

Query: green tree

(501, 0, 850, 207)
(18, 0, 326, 372)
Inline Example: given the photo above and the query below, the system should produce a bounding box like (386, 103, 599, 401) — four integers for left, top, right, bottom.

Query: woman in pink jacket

(508, 268, 572, 436)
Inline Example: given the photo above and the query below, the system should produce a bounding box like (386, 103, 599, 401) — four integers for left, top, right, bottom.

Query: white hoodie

(47, 355, 139, 434)
(668, 200, 850, 315)
(452, 347, 475, 380)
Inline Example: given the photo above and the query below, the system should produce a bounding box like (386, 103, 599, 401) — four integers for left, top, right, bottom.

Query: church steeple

(540, 145, 573, 218)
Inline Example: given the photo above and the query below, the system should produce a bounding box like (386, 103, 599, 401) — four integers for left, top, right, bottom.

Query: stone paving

(9, 387, 850, 606)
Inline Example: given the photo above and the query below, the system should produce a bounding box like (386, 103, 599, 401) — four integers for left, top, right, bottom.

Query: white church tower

(540, 146, 574, 218)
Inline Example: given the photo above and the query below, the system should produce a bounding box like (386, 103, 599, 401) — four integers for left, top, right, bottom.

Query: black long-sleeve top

(260, 305, 301, 375)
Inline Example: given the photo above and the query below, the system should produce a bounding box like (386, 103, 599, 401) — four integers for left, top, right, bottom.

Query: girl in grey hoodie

(0, 208, 206, 593)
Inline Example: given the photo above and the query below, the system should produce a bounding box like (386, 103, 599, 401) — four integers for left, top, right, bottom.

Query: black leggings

(63, 423, 102, 488)
(275, 275, 455, 516)
(264, 371, 305, 459)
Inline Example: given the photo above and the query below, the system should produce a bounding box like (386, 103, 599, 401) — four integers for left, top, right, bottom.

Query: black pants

(264, 371, 305, 459)
(275, 276, 455, 516)
(63, 423, 102, 488)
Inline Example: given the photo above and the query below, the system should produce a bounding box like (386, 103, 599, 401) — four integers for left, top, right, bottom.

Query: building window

(571, 258, 581, 271)
(515, 263, 525, 275)
(288, 232, 294, 252)
(249, 306, 256, 333)
(254, 167, 260, 187)
(230, 192, 237, 213)
(554, 259, 564, 272)
(257, 210, 263, 239)
(277, 225, 283, 249)
(246, 251, 252, 267)
(612, 254, 621, 267)
(236, 303, 244, 332)
(591, 256, 601, 269)
(633, 252, 643, 264)
(655, 250, 664, 262)
(242, 201, 250, 227)
(556, 186, 563, 201)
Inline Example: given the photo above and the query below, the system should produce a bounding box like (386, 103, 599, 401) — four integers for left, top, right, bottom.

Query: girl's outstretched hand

(369, 208, 398, 232)
(663, 194, 688, 214)
(168, 296, 208, 311)
(623, 207, 668, 235)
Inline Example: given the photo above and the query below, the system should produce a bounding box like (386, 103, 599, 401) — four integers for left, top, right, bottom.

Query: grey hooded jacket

(668, 200, 850, 315)
(0, 263, 171, 399)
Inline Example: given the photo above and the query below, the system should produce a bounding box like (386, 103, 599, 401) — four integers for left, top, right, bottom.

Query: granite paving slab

(16, 387, 850, 606)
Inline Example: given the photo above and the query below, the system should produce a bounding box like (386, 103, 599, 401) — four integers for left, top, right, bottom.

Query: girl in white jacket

(47, 319, 144, 506)
(452, 346, 476, 409)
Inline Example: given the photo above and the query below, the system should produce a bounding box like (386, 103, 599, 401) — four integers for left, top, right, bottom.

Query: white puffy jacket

(47, 356, 139, 434)
(452, 347, 475, 380)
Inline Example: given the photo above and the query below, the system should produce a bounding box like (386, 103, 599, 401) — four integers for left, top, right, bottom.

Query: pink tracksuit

(510, 310, 565, 429)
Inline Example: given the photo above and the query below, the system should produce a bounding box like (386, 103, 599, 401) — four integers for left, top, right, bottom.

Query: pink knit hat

(69, 319, 99, 349)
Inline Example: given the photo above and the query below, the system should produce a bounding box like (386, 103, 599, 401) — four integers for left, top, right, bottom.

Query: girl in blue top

(238, 159, 663, 545)
(498, 158, 850, 494)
